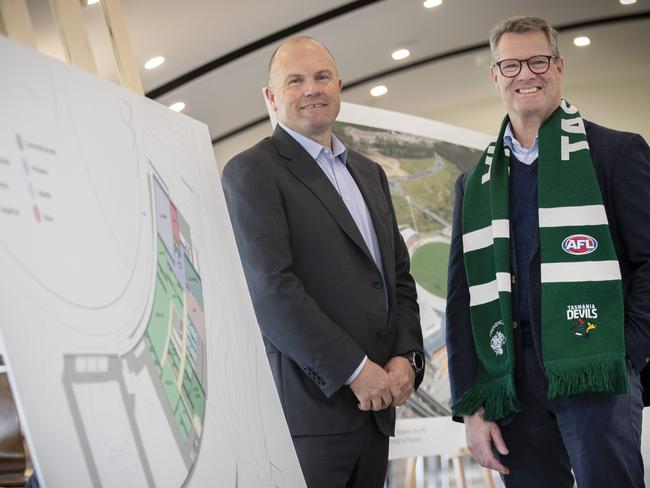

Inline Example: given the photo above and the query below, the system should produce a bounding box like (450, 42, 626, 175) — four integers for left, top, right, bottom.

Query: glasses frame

(494, 55, 556, 78)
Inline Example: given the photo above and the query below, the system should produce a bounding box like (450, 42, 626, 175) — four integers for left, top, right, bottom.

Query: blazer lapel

(346, 153, 395, 292)
(272, 126, 374, 263)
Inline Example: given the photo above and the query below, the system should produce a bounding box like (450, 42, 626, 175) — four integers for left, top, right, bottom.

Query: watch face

(412, 352, 424, 372)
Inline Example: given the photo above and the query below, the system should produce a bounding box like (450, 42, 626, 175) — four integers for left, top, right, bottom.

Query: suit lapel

(272, 126, 374, 263)
(346, 154, 392, 259)
(347, 153, 395, 295)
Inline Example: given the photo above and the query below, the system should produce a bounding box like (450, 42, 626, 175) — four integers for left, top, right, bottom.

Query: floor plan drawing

(0, 36, 304, 488)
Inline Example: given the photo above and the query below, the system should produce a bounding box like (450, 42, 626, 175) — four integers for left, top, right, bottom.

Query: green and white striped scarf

(453, 100, 627, 421)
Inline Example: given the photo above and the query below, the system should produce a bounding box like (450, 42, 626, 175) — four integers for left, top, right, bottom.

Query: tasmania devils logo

(562, 234, 598, 255)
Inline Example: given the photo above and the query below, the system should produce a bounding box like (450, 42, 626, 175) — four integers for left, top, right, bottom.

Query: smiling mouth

(301, 103, 327, 110)
(516, 87, 541, 94)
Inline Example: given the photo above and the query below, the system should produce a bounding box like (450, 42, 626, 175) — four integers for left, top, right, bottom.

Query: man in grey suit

(222, 36, 424, 487)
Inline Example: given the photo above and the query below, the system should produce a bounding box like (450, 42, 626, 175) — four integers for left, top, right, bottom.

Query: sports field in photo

(411, 242, 451, 298)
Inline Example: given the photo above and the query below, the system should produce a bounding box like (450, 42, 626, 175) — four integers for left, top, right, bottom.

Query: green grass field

(391, 193, 442, 234)
(399, 158, 459, 224)
(411, 242, 451, 298)
(398, 157, 440, 175)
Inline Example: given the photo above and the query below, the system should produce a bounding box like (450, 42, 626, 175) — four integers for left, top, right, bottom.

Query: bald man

(221, 37, 424, 487)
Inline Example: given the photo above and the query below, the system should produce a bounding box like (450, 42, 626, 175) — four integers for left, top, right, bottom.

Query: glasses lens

(529, 56, 551, 74)
(499, 59, 521, 77)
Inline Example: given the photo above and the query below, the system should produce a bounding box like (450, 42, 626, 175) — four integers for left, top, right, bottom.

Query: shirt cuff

(344, 355, 368, 385)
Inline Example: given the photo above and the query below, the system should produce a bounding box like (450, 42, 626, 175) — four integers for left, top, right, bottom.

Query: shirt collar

(279, 123, 348, 164)
(503, 123, 539, 165)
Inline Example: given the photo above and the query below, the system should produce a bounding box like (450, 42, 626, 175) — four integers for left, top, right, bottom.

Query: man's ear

(264, 87, 277, 111)
(556, 56, 565, 77)
(490, 66, 498, 87)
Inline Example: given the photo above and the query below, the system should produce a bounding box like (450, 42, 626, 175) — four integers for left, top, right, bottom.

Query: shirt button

(372, 280, 383, 289)
(512, 321, 518, 330)
(511, 275, 516, 284)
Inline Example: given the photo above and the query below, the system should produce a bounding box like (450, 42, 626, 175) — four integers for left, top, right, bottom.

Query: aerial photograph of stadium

(333, 121, 483, 418)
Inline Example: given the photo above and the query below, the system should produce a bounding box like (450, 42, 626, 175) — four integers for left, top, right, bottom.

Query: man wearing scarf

(446, 15, 650, 487)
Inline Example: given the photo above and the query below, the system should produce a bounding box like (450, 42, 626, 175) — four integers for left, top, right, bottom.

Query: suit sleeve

(378, 166, 425, 388)
(221, 153, 366, 398)
(608, 133, 650, 373)
(445, 173, 479, 417)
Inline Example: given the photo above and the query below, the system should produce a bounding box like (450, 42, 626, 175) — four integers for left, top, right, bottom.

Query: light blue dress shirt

(279, 123, 388, 383)
(504, 123, 539, 166)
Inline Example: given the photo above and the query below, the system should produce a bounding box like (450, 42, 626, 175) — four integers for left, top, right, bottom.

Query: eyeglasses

(494, 55, 556, 78)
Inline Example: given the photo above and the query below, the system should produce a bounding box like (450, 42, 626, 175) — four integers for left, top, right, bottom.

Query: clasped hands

(349, 356, 415, 411)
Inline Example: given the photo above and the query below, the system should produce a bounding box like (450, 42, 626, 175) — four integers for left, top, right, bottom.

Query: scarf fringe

(452, 375, 521, 421)
(546, 355, 628, 399)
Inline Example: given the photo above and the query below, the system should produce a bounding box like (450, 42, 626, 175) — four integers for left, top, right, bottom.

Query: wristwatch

(402, 351, 425, 374)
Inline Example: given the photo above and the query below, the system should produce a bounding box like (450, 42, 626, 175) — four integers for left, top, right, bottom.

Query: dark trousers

(291, 415, 389, 488)
(496, 344, 645, 487)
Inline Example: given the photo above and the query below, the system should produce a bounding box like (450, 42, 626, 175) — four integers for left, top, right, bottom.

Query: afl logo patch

(562, 234, 598, 255)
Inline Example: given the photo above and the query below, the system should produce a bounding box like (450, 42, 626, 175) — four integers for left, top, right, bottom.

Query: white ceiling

(23, 0, 650, 165)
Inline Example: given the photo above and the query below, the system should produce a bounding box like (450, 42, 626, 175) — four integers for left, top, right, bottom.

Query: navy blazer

(446, 120, 650, 411)
(222, 126, 423, 437)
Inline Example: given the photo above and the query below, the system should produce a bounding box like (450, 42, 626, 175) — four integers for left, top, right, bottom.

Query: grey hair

(489, 16, 560, 64)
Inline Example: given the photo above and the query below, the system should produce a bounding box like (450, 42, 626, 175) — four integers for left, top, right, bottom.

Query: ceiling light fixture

(620, 0, 636, 4)
(573, 36, 591, 47)
(85, 0, 100, 5)
(144, 56, 165, 70)
(370, 85, 388, 97)
(169, 102, 186, 112)
(392, 49, 410, 61)
(423, 0, 443, 8)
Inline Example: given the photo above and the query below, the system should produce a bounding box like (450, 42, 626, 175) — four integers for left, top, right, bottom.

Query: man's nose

(517, 61, 536, 79)
(303, 78, 321, 95)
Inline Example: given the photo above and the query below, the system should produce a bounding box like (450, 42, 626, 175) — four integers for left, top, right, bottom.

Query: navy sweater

(509, 155, 538, 326)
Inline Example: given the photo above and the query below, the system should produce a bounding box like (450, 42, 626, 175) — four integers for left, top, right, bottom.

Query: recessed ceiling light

(392, 49, 410, 61)
(573, 36, 591, 47)
(370, 85, 388, 97)
(620, 0, 636, 4)
(144, 56, 165, 70)
(423, 0, 442, 8)
(169, 102, 186, 112)
(86, 0, 100, 5)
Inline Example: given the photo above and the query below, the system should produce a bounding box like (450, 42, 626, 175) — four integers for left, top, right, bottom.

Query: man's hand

(464, 407, 510, 475)
(384, 356, 415, 406)
(349, 359, 392, 411)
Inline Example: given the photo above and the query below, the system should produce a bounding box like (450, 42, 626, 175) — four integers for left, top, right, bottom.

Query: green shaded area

(146, 238, 183, 360)
(144, 236, 205, 442)
(411, 242, 451, 298)
(158, 344, 183, 433)
(183, 360, 206, 423)
(185, 253, 204, 310)
(175, 401, 192, 441)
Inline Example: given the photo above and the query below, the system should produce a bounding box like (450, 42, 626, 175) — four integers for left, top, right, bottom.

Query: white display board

(0, 36, 304, 488)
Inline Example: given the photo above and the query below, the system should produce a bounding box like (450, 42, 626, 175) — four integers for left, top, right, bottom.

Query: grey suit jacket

(222, 125, 423, 437)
